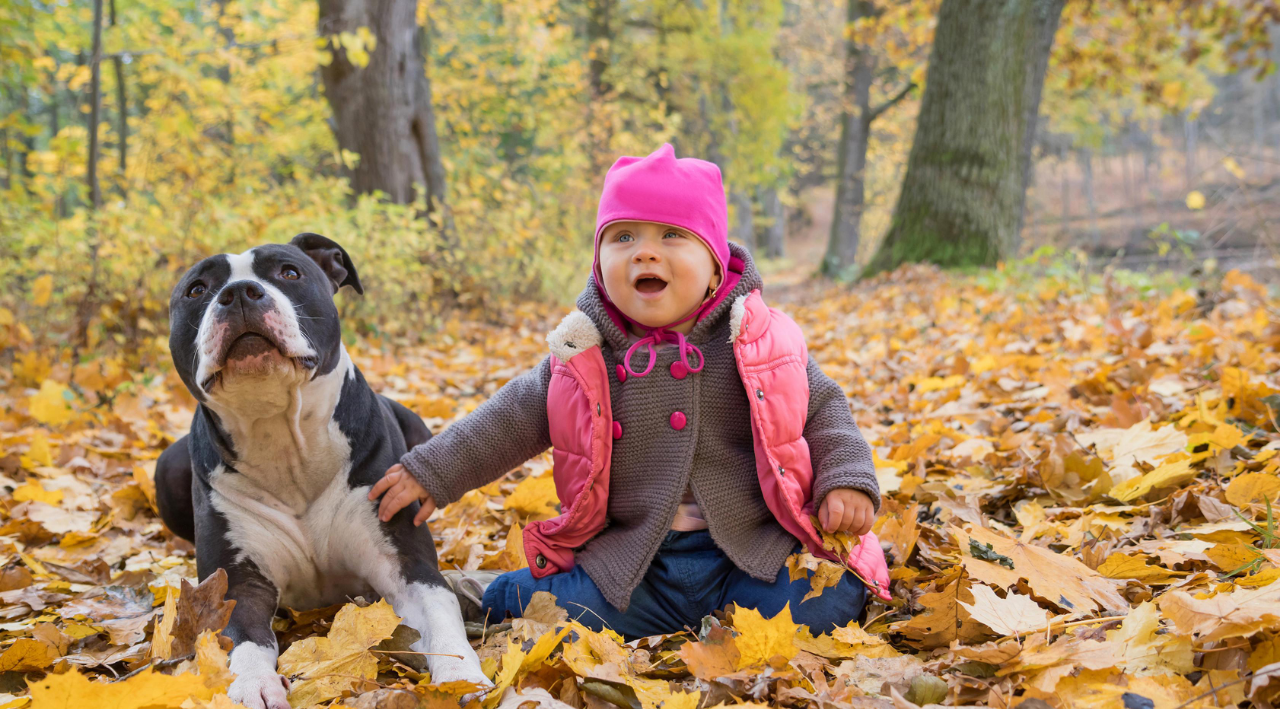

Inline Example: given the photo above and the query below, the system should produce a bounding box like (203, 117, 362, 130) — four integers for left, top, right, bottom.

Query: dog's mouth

(633, 275, 668, 294)
(225, 332, 277, 362)
(200, 331, 319, 392)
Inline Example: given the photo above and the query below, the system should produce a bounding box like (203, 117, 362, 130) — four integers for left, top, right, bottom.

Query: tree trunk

(823, 0, 874, 277)
(317, 0, 448, 215)
(585, 0, 615, 176)
(1013, 0, 1065, 240)
(110, 0, 127, 192)
(866, 0, 1066, 275)
(87, 0, 104, 211)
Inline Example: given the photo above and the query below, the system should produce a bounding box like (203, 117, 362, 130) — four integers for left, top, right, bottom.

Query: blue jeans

(481, 530, 868, 639)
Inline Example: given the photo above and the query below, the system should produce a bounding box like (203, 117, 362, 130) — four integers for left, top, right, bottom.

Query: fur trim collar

(728, 294, 750, 344)
(547, 310, 603, 361)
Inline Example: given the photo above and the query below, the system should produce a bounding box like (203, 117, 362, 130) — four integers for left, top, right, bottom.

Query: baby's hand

(818, 488, 875, 536)
(368, 464, 437, 526)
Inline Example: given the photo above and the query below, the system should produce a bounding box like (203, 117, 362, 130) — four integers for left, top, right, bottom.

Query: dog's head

(168, 233, 362, 404)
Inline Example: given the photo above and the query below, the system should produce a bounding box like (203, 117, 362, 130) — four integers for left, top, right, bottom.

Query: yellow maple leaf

(276, 600, 401, 708)
(504, 473, 558, 520)
(1226, 472, 1280, 507)
(28, 380, 75, 427)
(0, 638, 60, 673)
(28, 667, 214, 708)
(1096, 553, 1185, 585)
(731, 604, 797, 670)
(485, 625, 569, 708)
(1108, 459, 1196, 503)
(12, 482, 63, 506)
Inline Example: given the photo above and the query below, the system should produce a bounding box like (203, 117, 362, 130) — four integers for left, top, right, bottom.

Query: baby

(370, 144, 889, 638)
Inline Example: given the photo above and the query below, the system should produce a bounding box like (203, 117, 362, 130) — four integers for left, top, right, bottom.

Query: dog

(155, 233, 489, 709)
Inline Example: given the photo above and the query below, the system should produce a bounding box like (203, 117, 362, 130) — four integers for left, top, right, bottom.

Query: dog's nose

(217, 281, 266, 306)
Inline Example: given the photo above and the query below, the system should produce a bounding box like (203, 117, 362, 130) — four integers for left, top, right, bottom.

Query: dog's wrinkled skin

(155, 234, 489, 709)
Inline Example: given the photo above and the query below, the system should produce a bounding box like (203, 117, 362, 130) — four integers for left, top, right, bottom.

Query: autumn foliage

(0, 258, 1275, 707)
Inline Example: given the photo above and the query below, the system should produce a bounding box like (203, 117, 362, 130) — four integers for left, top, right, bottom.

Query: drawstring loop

(623, 328, 705, 378)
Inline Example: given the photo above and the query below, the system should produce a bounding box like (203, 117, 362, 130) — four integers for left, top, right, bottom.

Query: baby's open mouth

(634, 276, 668, 294)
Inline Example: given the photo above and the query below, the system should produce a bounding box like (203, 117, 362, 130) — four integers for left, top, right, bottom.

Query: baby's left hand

(818, 489, 875, 536)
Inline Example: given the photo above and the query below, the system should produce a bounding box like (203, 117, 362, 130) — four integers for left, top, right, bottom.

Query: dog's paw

(429, 659, 494, 705)
(227, 671, 291, 709)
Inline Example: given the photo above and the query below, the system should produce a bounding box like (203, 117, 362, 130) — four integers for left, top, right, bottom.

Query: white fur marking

(386, 582, 489, 687)
(228, 642, 289, 709)
(547, 310, 602, 361)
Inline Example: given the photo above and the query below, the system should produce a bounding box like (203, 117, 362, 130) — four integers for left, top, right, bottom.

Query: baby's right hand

(368, 464, 437, 526)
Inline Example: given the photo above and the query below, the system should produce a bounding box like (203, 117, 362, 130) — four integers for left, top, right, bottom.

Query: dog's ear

(290, 233, 363, 295)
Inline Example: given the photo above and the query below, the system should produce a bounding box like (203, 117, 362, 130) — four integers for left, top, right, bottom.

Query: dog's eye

(186, 283, 206, 298)
(281, 266, 300, 280)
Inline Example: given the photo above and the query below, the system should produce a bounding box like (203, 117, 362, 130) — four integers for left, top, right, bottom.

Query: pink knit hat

(593, 143, 730, 285)
(591, 144, 742, 378)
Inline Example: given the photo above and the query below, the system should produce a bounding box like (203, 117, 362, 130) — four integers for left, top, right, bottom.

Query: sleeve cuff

(399, 449, 460, 508)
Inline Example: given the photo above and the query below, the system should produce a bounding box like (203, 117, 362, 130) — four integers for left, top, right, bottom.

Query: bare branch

(868, 81, 916, 122)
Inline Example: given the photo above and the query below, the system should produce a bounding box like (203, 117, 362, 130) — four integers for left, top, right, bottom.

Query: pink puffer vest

(522, 290, 892, 602)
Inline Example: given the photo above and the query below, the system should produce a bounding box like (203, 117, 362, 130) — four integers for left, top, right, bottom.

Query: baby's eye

(663, 231, 682, 239)
(617, 233, 634, 243)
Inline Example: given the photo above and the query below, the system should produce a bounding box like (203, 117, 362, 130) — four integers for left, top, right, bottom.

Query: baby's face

(598, 221, 720, 332)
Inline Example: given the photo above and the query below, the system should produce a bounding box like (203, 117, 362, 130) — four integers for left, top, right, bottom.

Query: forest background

(3, 0, 1280, 353)
(6, 1, 1280, 708)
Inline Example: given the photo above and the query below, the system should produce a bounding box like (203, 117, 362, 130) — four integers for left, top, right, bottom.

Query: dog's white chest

(211, 469, 392, 609)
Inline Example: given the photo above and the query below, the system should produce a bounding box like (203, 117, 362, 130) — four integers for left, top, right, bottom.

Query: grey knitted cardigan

(401, 244, 879, 611)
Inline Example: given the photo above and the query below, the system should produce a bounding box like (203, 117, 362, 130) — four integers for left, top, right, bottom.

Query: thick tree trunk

(317, 0, 448, 215)
(866, 0, 1066, 275)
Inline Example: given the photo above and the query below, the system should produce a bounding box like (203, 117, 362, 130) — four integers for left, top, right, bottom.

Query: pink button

(616, 364, 627, 383)
(670, 411, 686, 430)
(670, 361, 688, 379)
(612, 421, 623, 439)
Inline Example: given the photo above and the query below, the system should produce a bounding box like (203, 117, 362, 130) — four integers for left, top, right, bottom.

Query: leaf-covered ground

(1, 265, 1279, 708)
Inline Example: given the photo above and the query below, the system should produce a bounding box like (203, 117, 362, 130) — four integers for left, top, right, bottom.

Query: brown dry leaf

(152, 569, 236, 660)
(678, 622, 741, 680)
(802, 560, 846, 602)
(962, 525, 1127, 613)
(892, 572, 988, 647)
(1159, 582, 1280, 642)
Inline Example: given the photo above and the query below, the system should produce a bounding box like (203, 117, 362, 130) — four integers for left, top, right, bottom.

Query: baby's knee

(789, 576, 870, 634)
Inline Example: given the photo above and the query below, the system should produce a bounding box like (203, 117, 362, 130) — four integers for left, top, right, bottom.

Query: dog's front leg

(222, 564, 288, 709)
(194, 488, 289, 709)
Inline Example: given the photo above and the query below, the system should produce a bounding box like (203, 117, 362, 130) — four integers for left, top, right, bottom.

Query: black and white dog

(155, 234, 488, 709)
